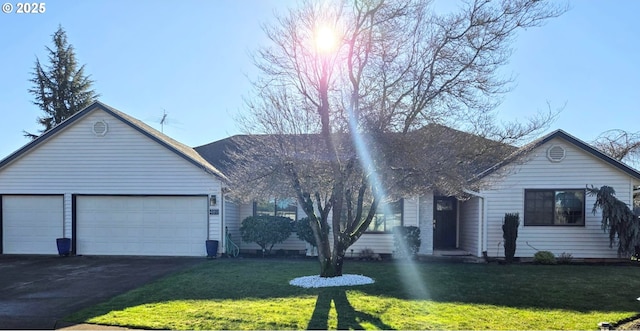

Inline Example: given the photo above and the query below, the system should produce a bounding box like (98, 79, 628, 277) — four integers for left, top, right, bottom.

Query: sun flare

(315, 26, 338, 53)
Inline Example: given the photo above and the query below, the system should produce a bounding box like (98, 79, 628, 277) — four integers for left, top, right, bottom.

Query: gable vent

(547, 145, 566, 162)
(92, 120, 108, 136)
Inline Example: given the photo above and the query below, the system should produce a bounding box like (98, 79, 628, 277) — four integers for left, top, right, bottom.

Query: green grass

(66, 259, 640, 330)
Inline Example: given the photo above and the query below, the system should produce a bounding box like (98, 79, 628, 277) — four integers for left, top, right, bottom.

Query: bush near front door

(240, 216, 292, 255)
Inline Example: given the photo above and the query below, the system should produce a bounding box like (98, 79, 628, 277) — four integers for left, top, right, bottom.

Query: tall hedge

(502, 213, 519, 263)
(239, 216, 292, 255)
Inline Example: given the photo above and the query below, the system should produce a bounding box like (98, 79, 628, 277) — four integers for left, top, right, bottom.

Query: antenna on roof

(150, 108, 181, 133)
(159, 109, 168, 133)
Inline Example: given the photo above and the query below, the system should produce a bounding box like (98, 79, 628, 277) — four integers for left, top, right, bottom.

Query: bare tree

(230, 0, 566, 277)
(593, 129, 640, 210)
(593, 129, 640, 167)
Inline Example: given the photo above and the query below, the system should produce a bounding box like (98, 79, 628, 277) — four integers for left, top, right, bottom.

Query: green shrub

(502, 213, 519, 263)
(557, 252, 573, 264)
(295, 217, 316, 246)
(359, 248, 381, 261)
(533, 251, 557, 265)
(240, 216, 292, 255)
(392, 226, 421, 258)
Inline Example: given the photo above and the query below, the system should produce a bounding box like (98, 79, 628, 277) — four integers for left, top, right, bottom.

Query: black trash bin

(56, 238, 71, 256)
(206, 240, 219, 258)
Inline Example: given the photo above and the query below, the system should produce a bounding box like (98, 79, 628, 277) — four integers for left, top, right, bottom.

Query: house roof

(0, 101, 227, 180)
(475, 129, 640, 182)
(195, 133, 352, 175)
(197, 127, 640, 191)
(194, 135, 250, 175)
(194, 124, 517, 181)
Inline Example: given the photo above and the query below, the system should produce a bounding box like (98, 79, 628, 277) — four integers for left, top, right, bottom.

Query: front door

(433, 196, 457, 249)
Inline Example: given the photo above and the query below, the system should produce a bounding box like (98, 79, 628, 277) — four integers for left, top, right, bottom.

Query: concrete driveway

(0, 255, 204, 330)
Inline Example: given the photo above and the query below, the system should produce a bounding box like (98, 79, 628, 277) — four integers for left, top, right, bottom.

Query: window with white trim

(367, 199, 403, 233)
(524, 189, 585, 226)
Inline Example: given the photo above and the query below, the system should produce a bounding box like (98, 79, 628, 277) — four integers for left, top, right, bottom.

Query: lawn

(65, 259, 640, 330)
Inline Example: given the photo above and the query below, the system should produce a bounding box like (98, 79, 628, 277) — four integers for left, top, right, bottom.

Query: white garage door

(2, 195, 64, 254)
(76, 196, 208, 256)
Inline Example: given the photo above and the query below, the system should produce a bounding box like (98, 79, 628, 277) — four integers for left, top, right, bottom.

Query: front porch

(433, 249, 472, 257)
(417, 195, 485, 258)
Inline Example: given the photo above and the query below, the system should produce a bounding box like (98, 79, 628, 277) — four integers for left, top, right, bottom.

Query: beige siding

(0, 109, 223, 242)
(233, 202, 254, 251)
(403, 197, 419, 226)
(459, 197, 480, 255)
(208, 193, 223, 244)
(64, 193, 72, 237)
(223, 199, 241, 254)
(481, 138, 636, 258)
(349, 234, 394, 255)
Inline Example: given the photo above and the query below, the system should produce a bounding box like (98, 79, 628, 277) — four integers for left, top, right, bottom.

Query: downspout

(416, 195, 421, 254)
(456, 201, 460, 249)
(416, 196, 420, 227)
(482, 197, 488, 258)
(220, 188, 225, 254)
(464, 189, 486, 257)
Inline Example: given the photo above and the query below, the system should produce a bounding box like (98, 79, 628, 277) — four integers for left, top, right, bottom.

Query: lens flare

(346, 107, 429, 300)
(393, 230, 429, 299)
(315, 26, 338, 53)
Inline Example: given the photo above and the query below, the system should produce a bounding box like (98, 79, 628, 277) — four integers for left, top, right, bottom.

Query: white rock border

(289, 274, 375, 288)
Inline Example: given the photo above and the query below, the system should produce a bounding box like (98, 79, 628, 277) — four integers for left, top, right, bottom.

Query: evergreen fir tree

(25, 25, 98, 139)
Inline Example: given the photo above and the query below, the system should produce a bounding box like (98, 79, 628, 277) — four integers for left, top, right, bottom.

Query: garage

(0, 103, 225, 257)
(75, 195, 208, 256)
(2, 195, 64, 254)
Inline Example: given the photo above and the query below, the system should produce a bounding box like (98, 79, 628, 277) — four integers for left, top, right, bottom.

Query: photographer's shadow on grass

(307, 288, 393, 330)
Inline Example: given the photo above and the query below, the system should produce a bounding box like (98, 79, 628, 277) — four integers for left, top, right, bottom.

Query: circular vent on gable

(547, 145, 566, 162)
(92, 120, 108, 136)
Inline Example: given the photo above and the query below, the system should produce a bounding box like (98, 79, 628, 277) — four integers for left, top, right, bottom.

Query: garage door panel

(77, 196, 207, 256)
(2, 195, 64, 254)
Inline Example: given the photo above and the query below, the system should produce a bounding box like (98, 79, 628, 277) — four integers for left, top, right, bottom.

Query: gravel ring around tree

(289, 274, 375, 288)
(616, 317, 640, 330)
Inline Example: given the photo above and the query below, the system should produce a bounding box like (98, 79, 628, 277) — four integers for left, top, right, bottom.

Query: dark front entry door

(433, 196, 457, 249)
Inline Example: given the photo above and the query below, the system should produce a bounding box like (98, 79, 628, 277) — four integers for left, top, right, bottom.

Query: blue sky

(0, 0, 638, 159)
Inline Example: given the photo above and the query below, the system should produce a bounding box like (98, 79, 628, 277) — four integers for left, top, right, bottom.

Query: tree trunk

(312, 214, 345, 277)
(331, 248, 345, 276)
(316, 224, 335, 277)
(319, 256, 338, 277)
(316, 229, 348, 277)
(318, 249, 345, 277)
(315, 55, 347, 278)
